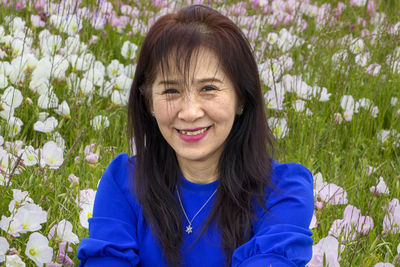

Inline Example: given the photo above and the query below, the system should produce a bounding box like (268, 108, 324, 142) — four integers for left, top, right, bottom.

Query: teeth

(178, 127, 208, 136)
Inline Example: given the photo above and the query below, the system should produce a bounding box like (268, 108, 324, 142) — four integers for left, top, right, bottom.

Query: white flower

(9, 189, 33, 213)
(77, 189, 96, 210)
(349, 38, 365, 54)
(20, 145, 38, 166)
(13, 203, 47, 234)
(64, 35, 85, 55)
(115, 74, 133, 91)
(0, 73, 8, 89)
(79, 78, 94, 96)
(52, 132, 66, 152)
(366, 63, 381, 76)
(121, 41, 138, 60)
(50, 15, 82, 36)
(56, 219, 79, 244)
(65, 15, 82, 35)
(356, 98, 373, 111)
(355, 52, 369, 67)
(10, 39, 28, 57)
(111, 90, 129, 106)
(8, 63, 25, 85)
(0, 215, 23, 237)
(107, 59, 124, 78)
(6, 117, 23, 137)
(85, 67, 104, 87)
(25, 232, 53, 266)
(40, 34, 62, 55)
(371, 106, 379, 118)
(264, 87, 284, 110)
(311, 86, 331, 102)
(38, 112, 49, 121)
(1, 86, 23, 111)
(294, 99, 306, 112)
(37, 91, 59, 109)
(41, 141, 63, 169)
(266, 32, 279, 45)
(377, 130, 391, 144)
(334, 113, 343, 124)
(54, 101, 71, 118)
(340, 95, 355, 111)
(29, 77, 51, 95)
(33, 116, 58, 133)
(49, 55, 69, 80)
(11, 54, 38, 72)
(391, 97, 398, 106)
(0, 236, 9, 262)
(9, 17, 25, 33)
(90, 115, 110, 131)
(267, 117, 289, 139)
(79, 205, 93, 229)
(6, 254, 26, 266)
(69, 53, 95, 72)
(98, 81, 114, 98)
(124, 64, 136, 78)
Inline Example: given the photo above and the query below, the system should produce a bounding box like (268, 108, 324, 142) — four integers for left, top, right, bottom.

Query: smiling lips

(176, 126, 211, 142)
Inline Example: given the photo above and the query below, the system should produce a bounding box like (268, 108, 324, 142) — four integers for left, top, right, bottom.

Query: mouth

(176, 126, 211, 136)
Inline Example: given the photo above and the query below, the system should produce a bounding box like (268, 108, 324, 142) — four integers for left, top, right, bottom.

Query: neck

(177, 157, 219, 184)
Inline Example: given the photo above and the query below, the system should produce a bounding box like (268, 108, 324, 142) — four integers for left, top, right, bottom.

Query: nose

(177, 94, 205, 122)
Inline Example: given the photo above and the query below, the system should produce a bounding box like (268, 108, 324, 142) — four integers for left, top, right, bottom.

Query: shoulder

(269, 159, 314, 191)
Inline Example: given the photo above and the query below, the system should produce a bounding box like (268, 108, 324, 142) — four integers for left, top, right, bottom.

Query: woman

(77, 5, 314, 267)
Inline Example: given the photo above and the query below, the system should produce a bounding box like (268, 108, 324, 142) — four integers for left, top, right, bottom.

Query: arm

(231, 162, 314, 267)
(77, 153, 140, 266)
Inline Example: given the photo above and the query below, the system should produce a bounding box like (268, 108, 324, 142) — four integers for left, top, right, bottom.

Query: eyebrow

(158, 78, 223, 86)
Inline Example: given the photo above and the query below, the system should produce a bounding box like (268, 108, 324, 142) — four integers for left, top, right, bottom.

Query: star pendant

(185, 225, 193, 234)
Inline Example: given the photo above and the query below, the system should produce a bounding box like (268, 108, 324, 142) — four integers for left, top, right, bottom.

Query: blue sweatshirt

(77, 153, 314, 266)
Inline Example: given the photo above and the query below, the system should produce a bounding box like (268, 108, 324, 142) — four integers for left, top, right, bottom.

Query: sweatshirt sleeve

(231, 162, 314, 267)
(77, 153, 140, 267)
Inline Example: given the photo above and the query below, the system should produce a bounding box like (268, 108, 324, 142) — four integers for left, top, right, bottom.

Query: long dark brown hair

(127, 5, 275, 267)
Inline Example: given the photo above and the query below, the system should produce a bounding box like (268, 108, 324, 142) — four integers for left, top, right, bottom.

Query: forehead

(154, 47, 225, 84)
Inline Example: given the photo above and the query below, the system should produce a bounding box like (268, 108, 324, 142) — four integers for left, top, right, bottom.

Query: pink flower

(374, 263, 394, 267)
(307, 236, 344, 267)
(68, 174, 79, 185)
(370, 177, 390, 195)
(31, 15, 45, 28)
(86, 153, 99, 163)
(318, 183, 348, 205)
(315, 201, 324, 209)
(15, 0, 26, 10)
(89, 35, 99, 45)
(58, 242, 74, 267)
(34, 0, 46, 10)
(47, 262, 62, 267)
(382, 198, 400, 234)
(310, 213, 317, 229)
(329, 205, 374, 240)
(84, 144, 95, 156)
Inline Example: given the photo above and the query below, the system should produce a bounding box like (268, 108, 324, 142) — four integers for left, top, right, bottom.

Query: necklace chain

(175, 185, 217, 234)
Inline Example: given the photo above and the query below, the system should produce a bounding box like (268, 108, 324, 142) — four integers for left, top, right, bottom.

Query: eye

(201, 85, 217, 92)
(162, 88, 179, 94)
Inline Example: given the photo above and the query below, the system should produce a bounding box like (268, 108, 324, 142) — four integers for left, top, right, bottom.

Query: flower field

(0, 0, 399, 266)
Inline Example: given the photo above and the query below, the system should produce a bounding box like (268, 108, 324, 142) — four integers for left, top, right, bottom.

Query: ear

(237, 105, 244, 115)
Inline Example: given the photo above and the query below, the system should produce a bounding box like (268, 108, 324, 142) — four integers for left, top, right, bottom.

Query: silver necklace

(175, 185, 217, 234)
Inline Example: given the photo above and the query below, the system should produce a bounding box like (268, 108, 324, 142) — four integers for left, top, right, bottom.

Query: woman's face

(151, 48, 240, 168)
